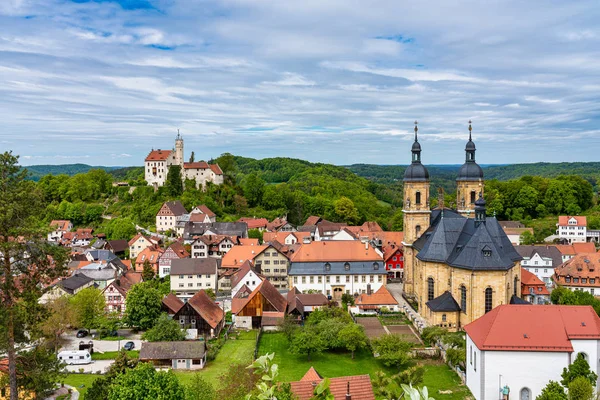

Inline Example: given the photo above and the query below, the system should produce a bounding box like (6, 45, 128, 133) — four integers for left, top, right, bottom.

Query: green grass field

(421, 361, 472, 399)
(92, 350, 139, 360)
(63, 374, 100, 399)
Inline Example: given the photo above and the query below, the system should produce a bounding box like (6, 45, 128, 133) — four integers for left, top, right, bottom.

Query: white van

(57, 350, 92, 365)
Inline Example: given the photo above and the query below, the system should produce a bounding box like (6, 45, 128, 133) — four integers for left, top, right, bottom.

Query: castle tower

(402, 121, 431, 296)
(456, 121, 484, 217)
(174, 130, 184, 168)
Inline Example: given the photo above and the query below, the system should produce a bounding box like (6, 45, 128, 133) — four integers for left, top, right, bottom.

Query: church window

(427, 277, 434, 301)
(416, 192, 421, 205)
(460, 285, 467, 313)
(514, 276, 518, 296)
(485, 288, 493, 313)
(482, 248, 492, 257)
(442, 314, 447, 322)
(470, 191, 476, 204)
(520, 388, 531, 400)
(416, 225, 421, 237)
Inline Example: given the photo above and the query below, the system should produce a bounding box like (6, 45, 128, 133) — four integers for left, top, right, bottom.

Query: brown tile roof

(383, 244, 403, 262)
(107, 239, 129, 253)
(187, 290, 224, 329)
(554, 253, 600, 287)
(194, 204, 216, 217)
(162, 293, 184, 314)
(162, 201, 187, 216)
(128, 233, 150, 246)
(555, 243, 597, 255)
(145, 149, 172, 161)
(291, 241, 382, 263)
(558, 216, 587, 226)
(239, 238, 260, 246)
(222, 245, 268, 268)
(231, 279, 287, 314)
(184, 161, 209, 169)
(304, 216, 322, 226)
(197, 234, 231, 246)
(238, 217, 269, 229)
(503, 227, 534, 236)
(356, 286, 399, 306)
(167, 241, 190, 259)
(290, 368, 375, 400)
(209, 164, 223, 175)
(261, 311, 285, 326)
(287, 287, 328, 314)
(50, 220, 71, 231)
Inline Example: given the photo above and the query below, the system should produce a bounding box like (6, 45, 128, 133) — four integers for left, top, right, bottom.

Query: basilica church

(401, 122, 522, 331)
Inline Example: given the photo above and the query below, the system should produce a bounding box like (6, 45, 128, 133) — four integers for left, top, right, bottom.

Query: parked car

(99, 329, 118, 338)
(123, 341, 135, 351)
(76, 329, 88, 338)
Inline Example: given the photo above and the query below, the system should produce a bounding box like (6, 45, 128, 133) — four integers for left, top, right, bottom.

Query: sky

(1, 0, 600, 166)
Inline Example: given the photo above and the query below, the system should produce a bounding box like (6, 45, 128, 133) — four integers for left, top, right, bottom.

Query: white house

(170, 258, 218, 301)
(230, 262, 264, 298)
(557, 216, 587, 244)
(190, 205, 217, 223)
(48, 220, 73, 243)
(515, 245, 562, 286)
(465, 304, 600, 400)
(156, 201, 188, 233)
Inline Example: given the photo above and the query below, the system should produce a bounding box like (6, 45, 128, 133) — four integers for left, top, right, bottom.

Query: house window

(354, 276, 358, 283)
(318, 276, 322, 283)
(566, 277, 571, 283)
(470, 346, 472, 365)
(188, 283, 193, 287)
(442, 314, 447, 322)
(336, 276, 340, 283)
(197, 283, 202, 287)
(416, 225, 421, 237)
(427, 277, 435, 301)
(591, 279, 596, 284)
(485, 288, 493, 313)
(582, 278, 587, 284)
(520, 388, 531, 400)
(392, 256, 397, 261)
(574, 278, 579, 283)
(293, 277, 298, 284)
(370, 275, 374, 283)
(482, 249, 492, 257)
(179, 283, 184, 288)
(302, 277, 306, 284)
(460, 285, 467, 313)
(325, 263, 331, 272)
(326, 276, 330, 283)
(372, 262, 379, 270)
(346, 276, 350, 283)
(362, 275, 366, 283)
(310, 276, 314, 284)
(264, 260, 271, 265)
(378, 275, 382, 282)
(474, 351, 476, 371)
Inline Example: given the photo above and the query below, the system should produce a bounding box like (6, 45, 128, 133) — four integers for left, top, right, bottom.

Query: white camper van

(57, 350, 92, 365)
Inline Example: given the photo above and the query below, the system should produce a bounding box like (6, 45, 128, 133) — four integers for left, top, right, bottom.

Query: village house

(557, 216, 587, 244)
(39, 274, 95, 304)
(190, 204, 217, 223)
(289, 367, 375, 400)
(72, 261, 120, 290)
(182, 221, 248, 243)
(189, 235, 235, 259)
(520, 268, 550, 304)
(253, 244, 291, 290)
(156, 201, 188, 233)
(170, 258, 218, 301)
(263, 231, 312, 245)
(465, 304, 600, 400)
(238, 217, 269, 231)
(134, 245, 164, 274)
(515, 245, 563, 286)
(173, 290, 225, 339)
(266, 217, 296, 233)
(102, 271, 142, 315)
(232, 279, 287, 329)
(352, 285, 400, 314)
(104, 239, 129, 256)
(139, 341, 207, 370)
(555, 242, 597, 263)
(498, 220, 534, 245)
(221, 244, 268, 270)
(286, 287, 328, 318)
(383, 244, 404, 280)
(288, 241, 386, 300)
(61, 228, 93, 247)
(553, 253, 600, 295)
(158, 241, 190, 278)
(128, 233, 160, 259)
(230, 261, 264, 298)
(48, 220, 73, 243)
(162, 293, 184, 317)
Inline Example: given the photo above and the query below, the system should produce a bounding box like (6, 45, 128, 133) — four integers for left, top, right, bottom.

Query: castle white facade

(144, 134, 224, 190)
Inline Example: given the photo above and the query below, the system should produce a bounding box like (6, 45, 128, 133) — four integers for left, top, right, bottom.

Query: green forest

(23, 156, 600, 243)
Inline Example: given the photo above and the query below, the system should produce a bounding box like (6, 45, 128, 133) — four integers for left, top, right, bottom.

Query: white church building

(465, 304, 600, 400)
(144, 133, 224, 190)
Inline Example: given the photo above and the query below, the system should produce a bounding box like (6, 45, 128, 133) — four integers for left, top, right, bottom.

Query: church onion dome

(403, 121, 430, 182)
(457, 120, 484, 181)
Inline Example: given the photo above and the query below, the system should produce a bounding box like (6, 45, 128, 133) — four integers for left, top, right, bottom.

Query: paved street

(386, 282, 429, 332)
(65, 359, 114, 373)
(61, 329, 143, 353)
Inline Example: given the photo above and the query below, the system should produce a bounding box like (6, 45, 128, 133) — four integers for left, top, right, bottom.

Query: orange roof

(290, 368, 375, 400)
(383, 244, 403, 262)
(558, 216, 587, 226)
(210, 164, 223, 175)
(135, 246, 164, 266)
(263, 231, 311, 243)
(231, 279, 287, 315)
(50, 220, 71, 231)
(291, 241, 382, 263)
(238, 217, 269, 229)
(239, 238, 260, 246)
(145, 149, 172, 161)
(221, 245, 268, 268)
(555, 243, 597, 255)
(194, 204, 216, 217)
(304, 216, 322, 226)
(128, 233, 151, 247)
(464, 305, 600, 352)
(554, 253, 600, 286)
(356, 286, 399, 306)
(520, 268, 550, 296)
(167, 241, 190, 259)
(184, 161, 209, 169)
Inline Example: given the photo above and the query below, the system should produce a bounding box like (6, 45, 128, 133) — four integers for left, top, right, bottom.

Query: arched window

(485, 288, 493, 313)
(372, 262, 379, 270)
(344, 262, 350, 271)
(520, 387, 531, 400)
(416, 225, 421, 237)
(416, 191, 421, 205)
(578, 352, 589, 362)
(514, 276, 518, 296)
(324, 262, 331, 272)
(470, 191, 476, 204)
(428, 277, 435, 301)
(442, 314, 447, 322)
(460, 285, 467, 313)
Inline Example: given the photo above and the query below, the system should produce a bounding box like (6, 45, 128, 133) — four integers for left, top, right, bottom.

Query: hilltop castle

(144, 133, 224, 190)
(402, 122, 522, 331)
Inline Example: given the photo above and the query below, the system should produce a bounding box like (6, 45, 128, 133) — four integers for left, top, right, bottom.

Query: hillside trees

(124, 282, 163, 330)
(165, 165, 183, 197)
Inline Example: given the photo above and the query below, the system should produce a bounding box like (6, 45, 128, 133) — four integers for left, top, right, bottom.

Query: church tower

(402, 121, 431, 296)
(174, 130, 184, 168)
(456, 121, 484, 217)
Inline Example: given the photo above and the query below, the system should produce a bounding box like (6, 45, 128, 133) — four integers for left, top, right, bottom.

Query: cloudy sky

(1, 0, 600, 166)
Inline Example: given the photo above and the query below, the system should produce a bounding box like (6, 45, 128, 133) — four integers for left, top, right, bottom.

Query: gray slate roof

(426, 291, 461, 312)
(85, 249, 117, 262)
(140, 341, 206, 360)
(183, 222, 248, 240)
(171, 258, 219, 275)
(58, 274, 94, 294)
(510, 295, 530, 305)
(515, 245, 563, 268)
(289, 261, 387, 276)
(413, 209, 522, 271)
(163, 201, 187, 216)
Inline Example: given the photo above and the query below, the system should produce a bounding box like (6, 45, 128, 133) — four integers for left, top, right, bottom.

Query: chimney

(365, 241, 369, 250)
(346, 382, 351, 400)
(303, 237, 311, 244)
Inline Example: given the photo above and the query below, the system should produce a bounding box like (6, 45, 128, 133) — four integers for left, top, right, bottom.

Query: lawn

(175, 329, 257, 387)
(92, 350, 139, 360)
(421, 361, 472, 400)
(63, 374, 100, 399)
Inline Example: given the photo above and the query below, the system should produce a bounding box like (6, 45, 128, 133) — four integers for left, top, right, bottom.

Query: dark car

(123, 341, 135, 351)
(76, 329, 88, 338)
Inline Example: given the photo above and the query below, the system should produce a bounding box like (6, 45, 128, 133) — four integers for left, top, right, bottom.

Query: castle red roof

(145, 149, 172, 161)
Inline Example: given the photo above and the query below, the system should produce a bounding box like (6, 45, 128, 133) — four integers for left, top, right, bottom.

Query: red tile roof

(194, 204, 216, 217)
(239, 238, 260, 246)
(554, 253, 600, 287)
(162, 293, 184, 314)
(464, 305, 600, 352)
(355, 286, 399, 306)
(128, 233, 150, 247)
(555, 243, 597, 255)
(291, 241, 382, 262)
(238, 217, 269, 229)
(558, 216, 587, 226)
(263, 231, 311, 244)
(290, 368, 375, 400)
(209, 164, 223, 175)
(187, 290, 224, 329)
(221, 245, 268, 268)
(521, 268, 550, 296)
(50, 220, 71, 231)
(167, 241, 190, 259)
(184, 161, 209, 169)
(383, 244, 403, 262)
(304, 216, 322, 226)
(145, 149, 172, 161)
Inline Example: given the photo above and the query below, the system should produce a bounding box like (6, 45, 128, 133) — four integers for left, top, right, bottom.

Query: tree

(204, 288, 216, 301)
(71, 287, 106, 333)
(216, 363, 258, 400)
(561, 353, 598, 387)
(243, 173, 266, 207)
(142, 313, 186, 342)
(107, 362, 186, 400)
(165, 165, 183, 197)
(316, 319, 346, 350)
(40, 296, 78, 352)
(86, 349, 138, 400)
(371, 334, 413, 370)
(400, 384, 435, 400)
(189, 152, 195, 163)
(0, 151, 68, 400)
(341, 293, 355, 306)
(16, 346, 66, 398)
(124, 282, 162, 330)
(567, 376, 594, 400)
(535, 381, 567, 400)
(142, 259, 155, 281)
(289, 327, 327, 361)
(334, 196, 360, 225)
(185, 374, 215, 400)
(248, 229, 263, 243)
(520, 231, 535, 245)
(105, 218, 137, 241)
(338, 323, 368, 359)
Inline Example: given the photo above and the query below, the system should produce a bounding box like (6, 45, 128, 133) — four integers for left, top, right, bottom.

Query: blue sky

(1, 0, 600, 166)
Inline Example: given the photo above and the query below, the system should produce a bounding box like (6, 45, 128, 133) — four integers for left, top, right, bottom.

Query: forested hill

(23, 164, 118, 181)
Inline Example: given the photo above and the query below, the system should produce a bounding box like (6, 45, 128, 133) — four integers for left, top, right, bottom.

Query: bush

(421, 326, 448, 346)
(206, 339, 224, 361)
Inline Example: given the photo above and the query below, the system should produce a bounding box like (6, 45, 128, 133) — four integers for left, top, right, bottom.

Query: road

(135, 225, 169, 241)
(386, 282, 429, 332)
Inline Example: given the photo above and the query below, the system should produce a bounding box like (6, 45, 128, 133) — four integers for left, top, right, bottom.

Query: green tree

(40, 296, 78, 352)
(390, 209, 403, 231)
(535, 381, 567, 400)
(561, 353, 598, 387)
(185, 374, 215, 400)
(567, 376, 594, 400)
(515, 185, 539, 215)
(16, 346, 66, 398)
(289, 327, 327, 361)
(142, 313, 186, 342)
(520, 231, 536, 245)
(338, 323, 368, 359)
(0, 151, 68, 400)
(316, 319, 346, 350)
(107, 362, 186, 400)
(248, 229, 264, 243)
(204, 288, 216, 301)
(71, 287, 106, 332)
(165, 165, 183, 197)
(124, 282, 162, 330)
(243, 173, 266, 207)
(400, 384, 435, 400)
(333, 196, 360, 224)
(105, 218, 137, 241)
(216, 363, 258, 400)
(341, 293, 355, 306)
(86, 349, 138, 400)
(189, 152, 195, 163)
(371, 334, 413, 370)
(142, 259, 155, 281)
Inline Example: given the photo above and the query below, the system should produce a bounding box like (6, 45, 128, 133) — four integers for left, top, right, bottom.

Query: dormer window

(482, 247, 492, 257)
(344, 262, 350, 271)
(372, 262, 379, 270)
(324, 263, 331, 272)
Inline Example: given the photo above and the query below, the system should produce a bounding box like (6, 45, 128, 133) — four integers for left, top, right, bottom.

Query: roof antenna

(468, 120, 472, 141)
(414, 120, 418, 142)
